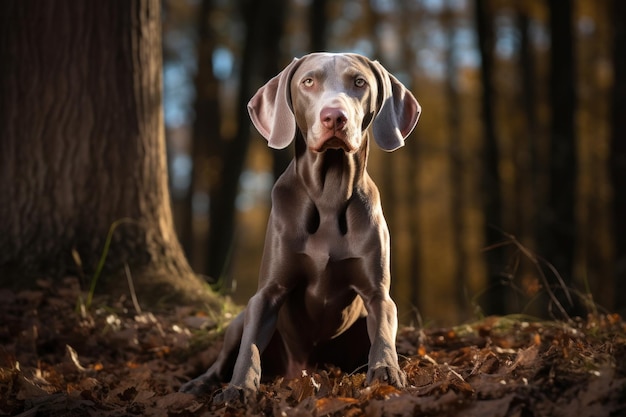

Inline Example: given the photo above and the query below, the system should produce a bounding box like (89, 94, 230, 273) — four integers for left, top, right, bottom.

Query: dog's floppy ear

(247, 57, 302, 149)
(369, 60, 421, 151)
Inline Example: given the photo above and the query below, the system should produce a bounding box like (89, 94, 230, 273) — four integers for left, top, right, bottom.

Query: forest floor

(1, 277, 625, 417)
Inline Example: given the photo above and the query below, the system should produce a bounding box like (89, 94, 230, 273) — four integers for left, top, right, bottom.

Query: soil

(1, 277, 625, 416)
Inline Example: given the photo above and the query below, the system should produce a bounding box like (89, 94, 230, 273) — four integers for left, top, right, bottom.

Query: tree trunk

(309, 0, 328, 53)
(445, 5, 469, 320)
(475, 0, 505, 315)
(206, 0, 287, 282)
(404, 21, 421, 320)
(611, 0, 626, 316)
(0, 0, 216, 307)
(515, 5, 538, 244)
(187, 0, 223, 274)
(542, 0, 577, 294)
(268, 0, 290, 182)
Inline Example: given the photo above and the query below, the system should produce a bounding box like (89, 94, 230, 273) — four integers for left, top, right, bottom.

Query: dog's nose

(320, 107, 348, 131)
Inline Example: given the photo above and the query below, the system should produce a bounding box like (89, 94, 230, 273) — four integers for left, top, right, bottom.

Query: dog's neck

(295, 132, 369, 207)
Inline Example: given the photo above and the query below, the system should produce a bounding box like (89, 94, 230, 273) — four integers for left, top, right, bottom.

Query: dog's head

(248, 52, 421, 153)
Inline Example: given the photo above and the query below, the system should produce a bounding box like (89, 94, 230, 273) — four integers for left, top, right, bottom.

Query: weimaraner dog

(181, 52, 421, 402)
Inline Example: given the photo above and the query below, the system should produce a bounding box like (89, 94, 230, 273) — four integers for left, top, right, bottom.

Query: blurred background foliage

(161, 0, 625, 326)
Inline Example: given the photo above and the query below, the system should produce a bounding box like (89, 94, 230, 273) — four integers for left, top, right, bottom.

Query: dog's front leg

(363, 292, 406, 388)
(179, 312, 245, 395)
(216, 284, 286, 403)
(358, 228, 406, 388)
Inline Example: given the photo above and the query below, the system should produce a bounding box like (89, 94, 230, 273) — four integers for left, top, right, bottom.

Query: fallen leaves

(1, 278, 625, 416)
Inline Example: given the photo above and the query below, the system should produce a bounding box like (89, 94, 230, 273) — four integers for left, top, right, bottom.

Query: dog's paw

(367, 365, 407, 389)
(179, 380, 207, 396)
(179, 375, 216, 396)
(213, 385, 252, 404)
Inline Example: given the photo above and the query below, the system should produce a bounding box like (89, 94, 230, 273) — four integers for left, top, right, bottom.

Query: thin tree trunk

(206, 0, 287, 282)
(475, 0, 505, 315)
(610, 0, 626, 315)
(309, 0, 328, 52)
(0, 0, 215, 306)
(400, 3, 422, 318)
(187, 0, 222, 273)
(445, 5, 468, 319)
(268, 0, 290, 182)
(206, 0, 258, 282)
(516, 6, 538, 244)
(541, 0, 577, 301)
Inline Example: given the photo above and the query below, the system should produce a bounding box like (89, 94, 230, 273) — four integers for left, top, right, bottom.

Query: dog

(181, 52, 421, 402)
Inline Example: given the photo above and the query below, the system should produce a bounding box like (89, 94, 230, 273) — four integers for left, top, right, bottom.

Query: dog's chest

(302, 238, 344, 275)
(302, 209, 354, 265)
(297, 227, 363, 320)
(286, 206, 366, 318)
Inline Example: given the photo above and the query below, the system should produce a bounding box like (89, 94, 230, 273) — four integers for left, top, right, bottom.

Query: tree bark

(0, 0, 216, 307)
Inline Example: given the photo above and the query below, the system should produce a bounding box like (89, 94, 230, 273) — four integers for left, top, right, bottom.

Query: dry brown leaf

(16, 375, 51, 400)
(509, 345, 539, 371)
(315, 397, 358, 415)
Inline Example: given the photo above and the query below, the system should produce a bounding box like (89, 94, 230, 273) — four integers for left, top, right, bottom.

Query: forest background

(161, 0, 626, 326)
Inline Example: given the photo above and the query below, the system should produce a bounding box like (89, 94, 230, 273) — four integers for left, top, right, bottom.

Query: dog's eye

(354, 78, 366, 88)
(303, 78, 314, 87)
